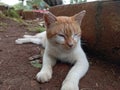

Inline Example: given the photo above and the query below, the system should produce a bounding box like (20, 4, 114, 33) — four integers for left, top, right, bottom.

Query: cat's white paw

(36, 70, 52, 83)
(61, 82, 79, 90)
(15, 39, 24, 44)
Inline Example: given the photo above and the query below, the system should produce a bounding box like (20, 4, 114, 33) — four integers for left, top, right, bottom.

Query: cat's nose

(68, 43, 73, 48)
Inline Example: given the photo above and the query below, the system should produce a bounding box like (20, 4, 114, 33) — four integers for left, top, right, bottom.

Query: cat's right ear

(44, 12, 57, 28)
(73, 10, 86, 26)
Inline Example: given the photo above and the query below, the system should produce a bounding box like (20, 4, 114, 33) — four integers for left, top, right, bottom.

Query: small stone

(29, 57, 34, 61)
(29, 55, 41, 61)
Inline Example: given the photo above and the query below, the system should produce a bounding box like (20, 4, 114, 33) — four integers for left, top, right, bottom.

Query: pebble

(28, 55, 41, 61)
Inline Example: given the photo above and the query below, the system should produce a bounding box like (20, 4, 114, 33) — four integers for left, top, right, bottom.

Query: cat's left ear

(44, 11, 57, 28)
(73, 10, 86, 26)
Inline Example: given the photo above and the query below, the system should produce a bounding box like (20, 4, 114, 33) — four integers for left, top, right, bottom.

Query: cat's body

(16, 11, 89, 90)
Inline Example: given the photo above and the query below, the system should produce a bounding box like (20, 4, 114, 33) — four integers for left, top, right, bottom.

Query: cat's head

(44, 10, 86, 50)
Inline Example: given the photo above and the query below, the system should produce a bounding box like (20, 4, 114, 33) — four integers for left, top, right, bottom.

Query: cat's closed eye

(58, 34, 65, 38)
(72, 34, 78, 38)
(74, 33, 80, 36)
(73, 34, 79, 41)
(56, 34, 65, 44)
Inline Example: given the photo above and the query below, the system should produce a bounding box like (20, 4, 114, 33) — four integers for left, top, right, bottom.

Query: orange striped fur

(45, 15, 82, 49)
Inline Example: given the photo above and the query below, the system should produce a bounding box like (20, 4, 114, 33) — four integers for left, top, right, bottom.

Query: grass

(0, 8, 45, 33)
(0, 11, 6, 18)
(27, 26, 45, 32)
(4, 9, 20, 18)
(0, 22, 8, 32)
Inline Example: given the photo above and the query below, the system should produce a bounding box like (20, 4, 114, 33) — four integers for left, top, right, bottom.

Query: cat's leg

(16, 31, 46, 44)
(15, 38, 42, 45)
(23, 31, 46, 38)
(23, 35, 36, 38)
(23, 33, 42, 38)
(36, 52, 56, 83)
(15, 38, 30, 44)
(61, 50, 89, 90)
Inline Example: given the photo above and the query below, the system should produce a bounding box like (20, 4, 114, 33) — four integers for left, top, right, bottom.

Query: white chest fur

(45, 40, 84, 64)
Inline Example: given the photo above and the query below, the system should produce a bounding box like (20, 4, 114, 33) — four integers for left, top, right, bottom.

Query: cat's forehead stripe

(56, 16, 73, 23)
(63, 23, 80, 35)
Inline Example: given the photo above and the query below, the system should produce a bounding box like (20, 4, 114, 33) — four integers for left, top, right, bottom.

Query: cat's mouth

(64, 44, 75, 50)
(67, 44, 74, 48)
(54, 42, 75, 50)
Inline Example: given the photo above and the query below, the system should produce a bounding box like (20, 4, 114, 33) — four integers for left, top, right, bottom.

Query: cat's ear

(73, 10, 86, 25)
(44, 12, 57, 28)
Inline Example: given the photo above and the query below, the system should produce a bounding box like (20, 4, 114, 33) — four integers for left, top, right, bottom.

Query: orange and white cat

(16, 10, 89, 90)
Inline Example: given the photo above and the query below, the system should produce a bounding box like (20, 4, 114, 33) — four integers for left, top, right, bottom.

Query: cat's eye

(74, 34, 78, 36)
(58, 34, 65, 37)
(74, 33, 81, 37)
(74, 34, 78, 37)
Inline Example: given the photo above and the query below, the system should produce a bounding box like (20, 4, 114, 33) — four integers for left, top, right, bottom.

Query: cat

(15, 10, 89, 90)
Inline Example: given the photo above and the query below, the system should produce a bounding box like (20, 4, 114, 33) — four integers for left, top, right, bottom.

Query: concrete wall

(49, 1, 120, 62)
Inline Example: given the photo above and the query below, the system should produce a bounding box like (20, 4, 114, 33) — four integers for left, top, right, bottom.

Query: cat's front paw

(15, 38, 24, 44)
(36, 70, 52, 83)
(61, 82, 79, 90)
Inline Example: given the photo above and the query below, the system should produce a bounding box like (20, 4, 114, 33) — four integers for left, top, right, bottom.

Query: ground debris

(28, 55, 41, 61)
(30, 59, 42, 68)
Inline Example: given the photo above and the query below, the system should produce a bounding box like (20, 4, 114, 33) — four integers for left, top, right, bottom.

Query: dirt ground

(0, 16, 120, 90)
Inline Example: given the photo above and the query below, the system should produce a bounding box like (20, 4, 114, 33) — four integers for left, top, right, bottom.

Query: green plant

(30, 60, 42, 68)
(34, 26, 45, 32)
(0, 11, 5, 18)
(4, 9, 20, 18)
(0, 22, 8, 32)
(28, 26, 45, 32)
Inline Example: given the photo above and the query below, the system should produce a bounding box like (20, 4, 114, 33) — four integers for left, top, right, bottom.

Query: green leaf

(30, 60, 42, 68)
